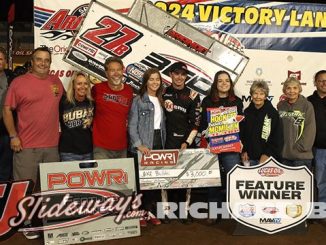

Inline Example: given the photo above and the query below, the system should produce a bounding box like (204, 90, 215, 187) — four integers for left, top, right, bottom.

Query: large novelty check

(138, 148, 221, 190)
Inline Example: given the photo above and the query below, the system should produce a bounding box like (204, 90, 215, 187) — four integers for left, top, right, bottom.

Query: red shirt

(92, 82, 133, 150)
(5, 73, 63, 148)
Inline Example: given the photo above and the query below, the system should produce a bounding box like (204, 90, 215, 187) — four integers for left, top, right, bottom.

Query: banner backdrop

(34, 0, 326, 106)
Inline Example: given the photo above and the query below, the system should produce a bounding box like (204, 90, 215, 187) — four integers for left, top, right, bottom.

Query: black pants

(132, 130, 163, 214)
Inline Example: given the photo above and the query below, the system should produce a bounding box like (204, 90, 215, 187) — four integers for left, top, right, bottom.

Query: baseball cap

(169, 61, 188, 74)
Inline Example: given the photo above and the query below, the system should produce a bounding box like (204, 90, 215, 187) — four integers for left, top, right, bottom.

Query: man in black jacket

(0, 47, 14, 181)
(308, 70, 326, 226)
(161, 61, 201, 224)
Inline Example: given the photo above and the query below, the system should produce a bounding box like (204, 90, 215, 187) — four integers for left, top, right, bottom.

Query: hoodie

(277, 95, 316, 160)
(242, 100, 283, 161)
(308, 91, 326, 149)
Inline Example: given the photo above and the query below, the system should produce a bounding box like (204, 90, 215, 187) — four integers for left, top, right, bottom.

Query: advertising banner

(206, 106, 243, 154)
(34, 0, 326, 107)
(39, 159, 140, 244)
(138, 149, 221, 190)
(227, 157, 313, 234)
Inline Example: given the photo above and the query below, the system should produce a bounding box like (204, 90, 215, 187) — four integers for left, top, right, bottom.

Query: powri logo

(141, 150, 179, 166)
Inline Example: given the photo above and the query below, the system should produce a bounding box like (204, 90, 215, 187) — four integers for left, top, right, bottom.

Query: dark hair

(104, 56, 123, 70)
(13, 66, 27, 77)
(209, 70, 235, 102)
(139, 68, 164, 105)
(0, 47, 7, 58)
(31, 46, 52, 60)
(314, 70, 326, 82)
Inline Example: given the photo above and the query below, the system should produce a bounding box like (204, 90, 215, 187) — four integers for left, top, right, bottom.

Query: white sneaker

(23, 230, 41, 240)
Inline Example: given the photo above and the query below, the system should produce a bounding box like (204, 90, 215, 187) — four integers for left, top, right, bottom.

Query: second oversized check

(138, 148, 221, 190)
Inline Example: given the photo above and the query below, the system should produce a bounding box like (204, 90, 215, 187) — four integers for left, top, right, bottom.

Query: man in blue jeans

(308, 70, 326, 226)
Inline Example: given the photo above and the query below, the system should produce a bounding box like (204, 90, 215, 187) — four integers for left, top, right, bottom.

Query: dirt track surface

(2, 219, 325, 245)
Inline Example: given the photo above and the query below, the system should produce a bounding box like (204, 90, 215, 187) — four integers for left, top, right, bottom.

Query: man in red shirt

(92, 57, 133, 159)
(3, 46, 64, 239)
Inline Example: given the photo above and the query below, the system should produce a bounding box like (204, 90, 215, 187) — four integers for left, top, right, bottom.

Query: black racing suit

(163, 86, 200, 149)
(161, 85, 200, 219)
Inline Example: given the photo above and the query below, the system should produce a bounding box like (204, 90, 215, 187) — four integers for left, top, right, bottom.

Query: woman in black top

(199, 70, 243, 223)
(59, 71, 94, 161)
(241, 80, 283, 165)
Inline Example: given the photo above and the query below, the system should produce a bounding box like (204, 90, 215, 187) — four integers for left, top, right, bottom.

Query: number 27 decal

(81, 16, 143, 58)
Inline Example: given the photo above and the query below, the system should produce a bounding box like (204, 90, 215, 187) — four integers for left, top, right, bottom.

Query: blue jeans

(60, 152, 93, 161)
(314, 148, 326, 203)
(208, 152, 240, 203)
(249, 160, 260, 166)
(0, 135, 13, 181)
(282, 159, 312, 170)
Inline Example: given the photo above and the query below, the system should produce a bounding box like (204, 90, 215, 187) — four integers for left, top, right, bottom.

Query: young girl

(128, 68, 166, 226)
(200, 70, 243, 224)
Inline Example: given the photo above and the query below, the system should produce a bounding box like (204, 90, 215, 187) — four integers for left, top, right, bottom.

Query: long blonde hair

(66, 71, 93, 104)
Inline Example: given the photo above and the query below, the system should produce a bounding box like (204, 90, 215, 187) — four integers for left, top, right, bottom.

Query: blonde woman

(59, 71, 94, 161)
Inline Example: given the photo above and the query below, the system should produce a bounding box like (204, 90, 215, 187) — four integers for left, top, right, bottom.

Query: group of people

(1, 46, 326, 239)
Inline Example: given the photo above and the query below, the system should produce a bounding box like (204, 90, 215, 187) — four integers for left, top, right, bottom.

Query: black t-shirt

(59, 95, 94, 154)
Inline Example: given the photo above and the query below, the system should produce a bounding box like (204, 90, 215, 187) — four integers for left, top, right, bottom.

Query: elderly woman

(241, 80, 283, 166)
(277, 77, 315, 169)
(59, 71, 94, 161)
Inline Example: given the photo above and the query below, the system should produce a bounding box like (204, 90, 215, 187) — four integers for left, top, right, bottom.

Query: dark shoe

(161, 217, 171, 224)
(319, 219, 326, 227)
(23, 230, 41, 240)
(206, 218, 216, 225)
(180, 217, 192, 225)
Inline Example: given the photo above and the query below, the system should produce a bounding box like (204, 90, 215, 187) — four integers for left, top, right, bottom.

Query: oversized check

(138, 148, 221, 190)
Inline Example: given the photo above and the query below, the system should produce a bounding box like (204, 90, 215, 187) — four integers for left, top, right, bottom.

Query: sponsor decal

(258, 167, 284, 177)
(72, 51, 87, 61)
(164, 99, 174, 112)
(242, 95, 274, 103)
(286, 204, 302, 218)
(259, 218, 281, 224)
(262, 207, 279, 214)
(287, 70, 306, 85)
(80, 16, 143, 58)
(47, 169, 128, 189)
(165, 29, 209, 54)
(125, 63, 148, 91)
(36, 4, 89, 41)
(141, 150, 179, 166)
(239, 204, 256, 218)
(0, 185, 143, 238)
(288, 70, 301, 81)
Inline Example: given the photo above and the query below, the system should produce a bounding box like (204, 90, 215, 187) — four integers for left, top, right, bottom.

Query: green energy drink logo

(261, 115, 271, 141)
(279, 110, 305, 141)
